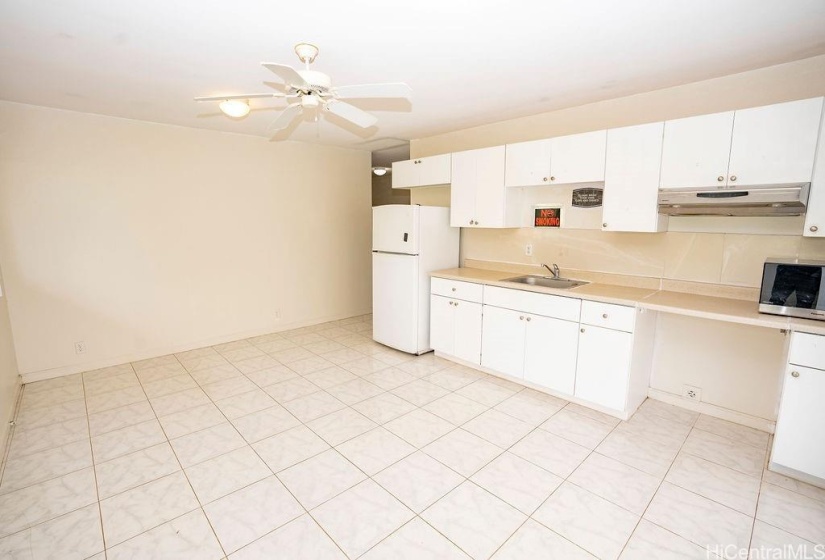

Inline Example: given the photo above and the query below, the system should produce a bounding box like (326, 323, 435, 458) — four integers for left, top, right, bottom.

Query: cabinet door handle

(519, 316, 524, 321)
(468, 219, 473, 225)
(526, 317, 531, 322)
(729, 175, 737, 182)
(448, 301, 453, 306)
(602, 313, 608, 319)
(602, 223, 608, 228)
(717, 176, 724, 182)
(451, 287, 456, 292)
(550, 176, 556, 181)
(791, 371, 800, 378)
(454, 302, 459, 307)
(580, 328, 585, 333)
(811, 225, 819, 232)
(543, 177, 548, 182)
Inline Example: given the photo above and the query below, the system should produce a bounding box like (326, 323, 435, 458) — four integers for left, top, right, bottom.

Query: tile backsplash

(462, 228, 825, 288)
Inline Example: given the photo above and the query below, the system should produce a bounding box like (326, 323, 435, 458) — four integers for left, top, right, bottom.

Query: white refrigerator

(372, 205, 459, 354)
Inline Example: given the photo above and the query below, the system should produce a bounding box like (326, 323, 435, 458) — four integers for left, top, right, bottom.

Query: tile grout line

(80, 363, 110, 560)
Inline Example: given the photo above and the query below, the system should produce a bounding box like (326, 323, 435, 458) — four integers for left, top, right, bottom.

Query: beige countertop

(431, 267, 825, 335)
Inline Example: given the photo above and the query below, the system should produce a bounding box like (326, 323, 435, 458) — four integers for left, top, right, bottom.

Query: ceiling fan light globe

(372, 167, 389, 176)
(219, 99, 250, 118)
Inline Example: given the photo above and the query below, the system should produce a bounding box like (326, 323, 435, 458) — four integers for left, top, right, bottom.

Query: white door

(728, 97, 823, 187)
(602, 123, 666, 232)
(660, 111, 735, 189)
(550, 130, 607, 184)
(418, 154, 452, 186)
(574, 325, 632, 411)
(473, 146, 507, 228)
(392, 159, 418, 189)
(372, 252, 419, 353)
(372, 205, 419, 254)
(450, 149, 477, 227)
(772, 365, 825, 480)
(429, 295, 455, 355)
(505, 139, 552, 187)
(523, 315, 578, 395)
(453, 300, 483, 365)
(481, 305, 526, 378)
(804, 104, 825, 238)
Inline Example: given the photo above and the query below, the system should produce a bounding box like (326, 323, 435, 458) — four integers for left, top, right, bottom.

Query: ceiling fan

(195, 43, 412, 137)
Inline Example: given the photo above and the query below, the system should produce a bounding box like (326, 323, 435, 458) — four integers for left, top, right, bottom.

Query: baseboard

(768, 462, 825, 490)
(21, 310, 371, 384)
(647, 388, 776, 434)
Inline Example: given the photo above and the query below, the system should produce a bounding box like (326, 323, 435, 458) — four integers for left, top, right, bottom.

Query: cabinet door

(505, 139, 552, 187)
(772, 365, 825, 480)
(602, 123, 667, 232)
(523, 315, 578, 395)
(473, 146, 507, 228)
(418, 154, 452, 186)
(728, 98, 823, 187)
(450, 149, 477, 227)
(660, 111, 735, 189)
(804, 105, 825, 237)
(574, 325, 632, 411)
(481, 305, 526, 378)
(550, 130, 607, 184)
(453, 300, 483, 365)
(392, 159, 418, 189)
(429, 295, 455, 355)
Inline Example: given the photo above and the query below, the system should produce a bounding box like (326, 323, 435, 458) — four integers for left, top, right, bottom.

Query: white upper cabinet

(505, 131, 606, 187)
(451, 146, 521, 228)
(505, 139, 552, 187)
(727, 98, 823, 187)
(392, 154, 451, 189)
(660, 111, 735, 189)
(661, 97, 824, 190)
(550, 130, 607, 184)
(805, 104, 825, 237)
(602, 122, 668, 232)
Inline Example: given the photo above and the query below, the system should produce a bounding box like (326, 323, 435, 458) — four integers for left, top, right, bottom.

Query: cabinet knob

(543, 177, 548, 182)
(811, 225, 819, 232)
(455, 302, 459, 307)
(717, 176, 724, 182)
(451, 287, 456, 292)
(468, 219, 473, 225)
(580, 328, 585, 333)
(519, 316, 524, 321)
(526, 317, 531, 322)
(602, 223, 608, 228)
(474, 220, 479, 225)
(550, 176, 556, 181)
(729, 175, 737, 182)
(602, 313, 608, 319)
(791, 371, 800, 378)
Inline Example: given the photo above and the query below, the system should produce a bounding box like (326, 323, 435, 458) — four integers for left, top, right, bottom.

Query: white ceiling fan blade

(331, 83, 412, 100)
(268, 104, 303, 133)
(262, 63, 307, 87)
(324, 100, 377, 128)
(194, 93, 284, 102)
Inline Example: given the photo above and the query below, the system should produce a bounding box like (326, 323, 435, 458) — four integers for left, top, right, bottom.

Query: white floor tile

(471, 452, 563, 514)
(231, 404, 301, 443)
(214, 388, 276, 419)
(568, 453, 660, 515)
(1, 439, 92, 494)
(373, 451, 465, 513)
(666, 453, 761, 516)
(336, 427, 416, 476)
(306, 407, 377, 446)
(352, 392, 417, 424)
(157, 402, 226, 439)
(384, 409, 454, 448)
(421, 481, 526, 560)
(493, 390, 566, 426)
(540, 408, 615, 449)
(229, 514, 345, 560)
(169, 422, 246, 468)
(282, 390, 346, 422)
(0, 503, 103, 560)
(423, 392, 487, 425)
(509, 429, 590, 478)
(423, 428, 502, 477)
(361, 517, 470, 560)
(619, 519, 708, 560)
(87, 401, 155, 437)
(756, 481, 825, 544)
(681, 428, 766, 477)
(492, 518, 595, 560)
(107, 509, 223, 560)
(277, 449, 366, 509)
(185, 446, 271, 504)
(253, 425, 330, 472)
(95, 442, 180, 499)
(462, 409, 533, 449)
(749, 520, 821, 560)
(91, 418, 166, 464)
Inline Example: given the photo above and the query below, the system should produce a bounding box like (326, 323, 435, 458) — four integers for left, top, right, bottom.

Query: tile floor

(1, 314, 824, 559)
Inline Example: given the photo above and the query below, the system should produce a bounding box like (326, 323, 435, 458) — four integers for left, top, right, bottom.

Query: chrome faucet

(541, 263, 560, 279)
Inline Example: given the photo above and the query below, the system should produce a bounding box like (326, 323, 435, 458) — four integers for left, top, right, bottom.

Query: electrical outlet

(525, 244, 533, 256)
(74, 341, 87, 355)
(682, 384, 702, 402)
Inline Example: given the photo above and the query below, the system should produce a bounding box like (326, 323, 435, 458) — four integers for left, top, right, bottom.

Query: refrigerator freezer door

(372, 205, 420, 255)
(372, 252, 420, 353)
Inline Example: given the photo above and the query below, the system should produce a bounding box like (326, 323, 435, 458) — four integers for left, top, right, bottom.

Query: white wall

(0, 266, 21, 449)
(0, 102, 372, 380)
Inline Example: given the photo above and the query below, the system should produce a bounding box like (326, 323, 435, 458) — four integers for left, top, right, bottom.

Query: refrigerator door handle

(373, 250, 419, 256)
(403, 233, 409, 242)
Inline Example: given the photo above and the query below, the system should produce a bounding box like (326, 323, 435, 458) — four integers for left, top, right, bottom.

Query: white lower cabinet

(480, 306, 525, 378)
(523, 314, 579, 395)
(574, 325, 633, 411)
(430, 293, 482, 365)
(771, 332, 825, 483)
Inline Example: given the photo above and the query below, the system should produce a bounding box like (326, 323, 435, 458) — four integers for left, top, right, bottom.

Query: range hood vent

(657, 183, 810, 217)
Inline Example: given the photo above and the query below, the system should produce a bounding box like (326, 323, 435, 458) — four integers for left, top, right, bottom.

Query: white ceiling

(2, 0, 824, 149)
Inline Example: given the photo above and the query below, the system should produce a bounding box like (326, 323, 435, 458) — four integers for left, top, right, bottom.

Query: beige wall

(408, 55, 825, 422)
(371, 173, 410, 206)
(0, 102, 372, 380)
(0, 267, 21, 448)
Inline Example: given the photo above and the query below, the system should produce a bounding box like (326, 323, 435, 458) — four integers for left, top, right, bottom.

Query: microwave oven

(759, 258, 825, 321)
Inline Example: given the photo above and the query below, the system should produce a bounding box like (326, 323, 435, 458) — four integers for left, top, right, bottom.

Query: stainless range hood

(657, 183, 811, 217)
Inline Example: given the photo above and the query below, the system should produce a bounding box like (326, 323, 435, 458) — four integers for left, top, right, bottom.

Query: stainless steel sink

(503, 275, 589, 289)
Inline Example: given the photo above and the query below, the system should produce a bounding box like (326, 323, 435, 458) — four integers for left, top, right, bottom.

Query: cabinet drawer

(431, 277, 483, 303)
(483, 285, 581, 322)
(580, 300, 636, 332)
(789, 332, 825, 371)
